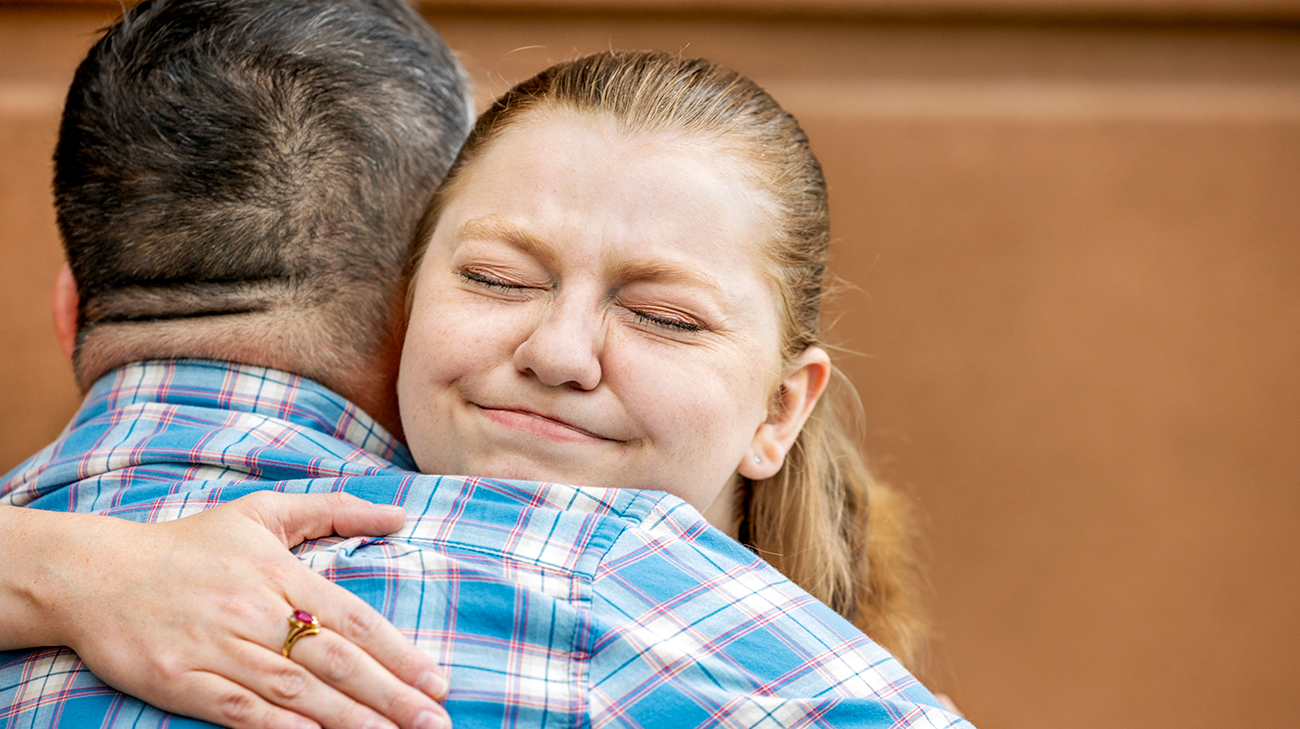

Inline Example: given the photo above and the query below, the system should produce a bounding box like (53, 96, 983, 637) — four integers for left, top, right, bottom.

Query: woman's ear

(52, 261, 78, 362)
(738, 346, 832, 480)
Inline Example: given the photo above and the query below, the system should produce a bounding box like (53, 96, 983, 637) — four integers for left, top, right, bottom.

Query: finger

(312, 491, 408, 539)
(160, 669, 321, 729)
(236, 491, 407, 547)
(286, 630, 450, 729)
(224, 632, 443, 729)
(227, 638, 393, 729)
(288, 576, 448, 702)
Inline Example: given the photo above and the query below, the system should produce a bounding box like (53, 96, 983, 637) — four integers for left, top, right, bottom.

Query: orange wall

(3, 3, 1299, 728)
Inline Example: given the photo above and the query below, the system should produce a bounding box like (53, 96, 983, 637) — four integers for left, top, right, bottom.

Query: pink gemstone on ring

(293, 610, 315, 624)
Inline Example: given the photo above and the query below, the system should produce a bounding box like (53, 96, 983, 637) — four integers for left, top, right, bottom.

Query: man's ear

(737, 346, 832, 481)
(51, 261, 78, 362)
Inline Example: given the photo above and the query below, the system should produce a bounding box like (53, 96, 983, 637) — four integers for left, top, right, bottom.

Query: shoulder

(3, 360, 416, 509)
(584, 489, 973, 728)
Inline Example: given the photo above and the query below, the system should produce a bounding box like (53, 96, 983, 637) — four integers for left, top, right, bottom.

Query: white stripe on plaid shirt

(0, 360, 973, 729)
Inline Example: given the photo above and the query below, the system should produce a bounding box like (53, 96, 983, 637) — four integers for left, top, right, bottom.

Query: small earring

(753, 454, 761, 464)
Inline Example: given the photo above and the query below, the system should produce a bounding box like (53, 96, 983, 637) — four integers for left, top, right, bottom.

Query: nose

(512, 292, 603, 390)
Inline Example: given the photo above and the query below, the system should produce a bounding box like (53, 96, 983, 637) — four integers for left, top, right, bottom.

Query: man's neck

(74, 316, 405, 441)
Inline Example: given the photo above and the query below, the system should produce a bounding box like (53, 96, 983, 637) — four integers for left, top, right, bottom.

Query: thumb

(234, 491, 407, 548)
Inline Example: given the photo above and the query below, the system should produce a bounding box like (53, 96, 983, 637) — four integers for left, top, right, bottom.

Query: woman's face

(397, 113, 788, 513)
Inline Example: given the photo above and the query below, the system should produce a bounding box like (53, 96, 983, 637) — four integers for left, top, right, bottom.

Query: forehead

(442, 111, 774, 255)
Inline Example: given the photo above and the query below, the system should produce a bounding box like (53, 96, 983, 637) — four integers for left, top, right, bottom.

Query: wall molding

(4, 0, 1299, 23)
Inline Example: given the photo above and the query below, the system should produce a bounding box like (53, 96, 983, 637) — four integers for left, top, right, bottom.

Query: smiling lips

(474, 404, 621, 444)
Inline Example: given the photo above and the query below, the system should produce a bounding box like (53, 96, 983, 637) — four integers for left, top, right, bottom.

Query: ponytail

(741, 372, 930, 670)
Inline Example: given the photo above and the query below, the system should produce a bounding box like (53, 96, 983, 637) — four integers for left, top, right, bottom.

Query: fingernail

(379, 504, 406, 516)
(362, 720, 396, 729)
(414, 710, 446, 729)
(416, 669, 448, 698)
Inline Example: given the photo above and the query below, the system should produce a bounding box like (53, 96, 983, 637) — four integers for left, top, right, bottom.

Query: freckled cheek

(610, 346, 770, 453)
(404, 307, 458, 381)
(417, 295, 534, 371)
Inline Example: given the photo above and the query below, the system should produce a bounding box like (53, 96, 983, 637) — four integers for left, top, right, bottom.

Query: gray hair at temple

(54, 0, 472, 413)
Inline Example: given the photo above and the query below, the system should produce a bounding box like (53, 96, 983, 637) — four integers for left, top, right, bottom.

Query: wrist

(0, 507, 131, 651)
(0, 507, 68, 648)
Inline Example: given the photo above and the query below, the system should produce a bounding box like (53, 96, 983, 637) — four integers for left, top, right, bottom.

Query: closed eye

(629, 308, 704, 332)
(459, 269, 527, 292)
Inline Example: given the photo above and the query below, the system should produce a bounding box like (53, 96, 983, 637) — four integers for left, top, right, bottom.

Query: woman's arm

(0, 493, 450, 729)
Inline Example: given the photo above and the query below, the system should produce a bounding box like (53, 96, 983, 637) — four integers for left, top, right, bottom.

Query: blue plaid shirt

(1, 360, 971, 729)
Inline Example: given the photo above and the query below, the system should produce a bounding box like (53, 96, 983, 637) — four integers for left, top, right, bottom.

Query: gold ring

(283, 609, 321, 658)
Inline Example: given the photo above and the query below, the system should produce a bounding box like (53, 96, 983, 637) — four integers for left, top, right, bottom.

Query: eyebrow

(456, 215, 722, 294)
(605, 256, 722, 294)
(457, 216, 561, 271)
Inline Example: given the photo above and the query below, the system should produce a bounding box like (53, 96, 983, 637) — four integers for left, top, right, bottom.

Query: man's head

(53, 0, 472, 434)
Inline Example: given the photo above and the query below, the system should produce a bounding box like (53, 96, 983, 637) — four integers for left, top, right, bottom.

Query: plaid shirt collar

(1, 359, 416, 506)
(76, 359, 412, 465)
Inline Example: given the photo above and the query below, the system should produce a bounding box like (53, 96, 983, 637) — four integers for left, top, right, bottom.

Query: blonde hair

(411, 50, 930, 670)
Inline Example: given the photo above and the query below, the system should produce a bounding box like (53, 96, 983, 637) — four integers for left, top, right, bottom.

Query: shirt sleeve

(586, 493, 974, 729)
